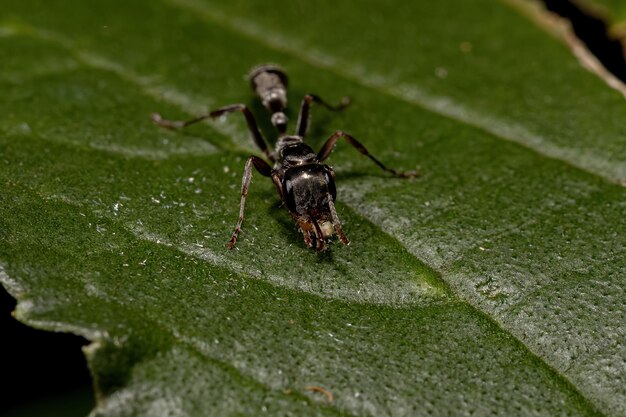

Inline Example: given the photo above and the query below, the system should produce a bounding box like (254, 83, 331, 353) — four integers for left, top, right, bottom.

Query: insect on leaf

(0, 0, 624, 416)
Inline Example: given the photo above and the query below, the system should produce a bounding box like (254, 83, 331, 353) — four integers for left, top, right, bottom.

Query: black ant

(152, 64, 416, 251)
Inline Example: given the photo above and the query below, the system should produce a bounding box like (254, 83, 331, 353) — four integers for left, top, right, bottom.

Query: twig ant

(152, 65, 416, 251)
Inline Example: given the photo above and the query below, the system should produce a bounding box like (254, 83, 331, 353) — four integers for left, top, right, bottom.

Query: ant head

(282, 164, 338, 250)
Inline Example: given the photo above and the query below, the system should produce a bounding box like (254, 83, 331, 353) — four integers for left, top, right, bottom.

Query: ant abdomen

(249, 64, 288, 133)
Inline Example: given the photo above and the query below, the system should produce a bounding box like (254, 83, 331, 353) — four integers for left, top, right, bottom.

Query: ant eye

(324, 169, 337, 201)
(283, 177, 297, 213)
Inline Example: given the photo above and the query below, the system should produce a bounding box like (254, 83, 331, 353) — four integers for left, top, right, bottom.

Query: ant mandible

(152, 64, 416, 251)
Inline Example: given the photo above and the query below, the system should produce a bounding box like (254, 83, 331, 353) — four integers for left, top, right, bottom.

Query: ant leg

(317, 131, 418, 178)
(152, 104, 274, 162)
(271, 171, 283, 196)
(226, 156, 273, 249)
(296, 94, 350, 138)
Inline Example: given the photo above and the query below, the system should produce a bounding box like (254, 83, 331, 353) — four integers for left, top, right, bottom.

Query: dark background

(0, 286, 93, 417)
(543, 0, 626, 83)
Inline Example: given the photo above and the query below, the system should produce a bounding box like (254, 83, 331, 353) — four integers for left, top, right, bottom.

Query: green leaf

(0, 1, 624, 416)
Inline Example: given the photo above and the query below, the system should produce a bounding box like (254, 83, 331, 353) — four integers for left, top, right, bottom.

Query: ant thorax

(275, 137, 318, 168)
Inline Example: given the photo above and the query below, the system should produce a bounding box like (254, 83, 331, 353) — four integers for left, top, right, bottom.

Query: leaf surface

(0, 1, 624, 416)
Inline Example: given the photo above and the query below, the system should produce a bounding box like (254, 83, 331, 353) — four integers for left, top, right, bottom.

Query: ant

(152, 65, 417, 251)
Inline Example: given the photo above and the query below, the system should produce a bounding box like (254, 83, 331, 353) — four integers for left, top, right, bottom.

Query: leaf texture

(0, 1, 624, 416)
